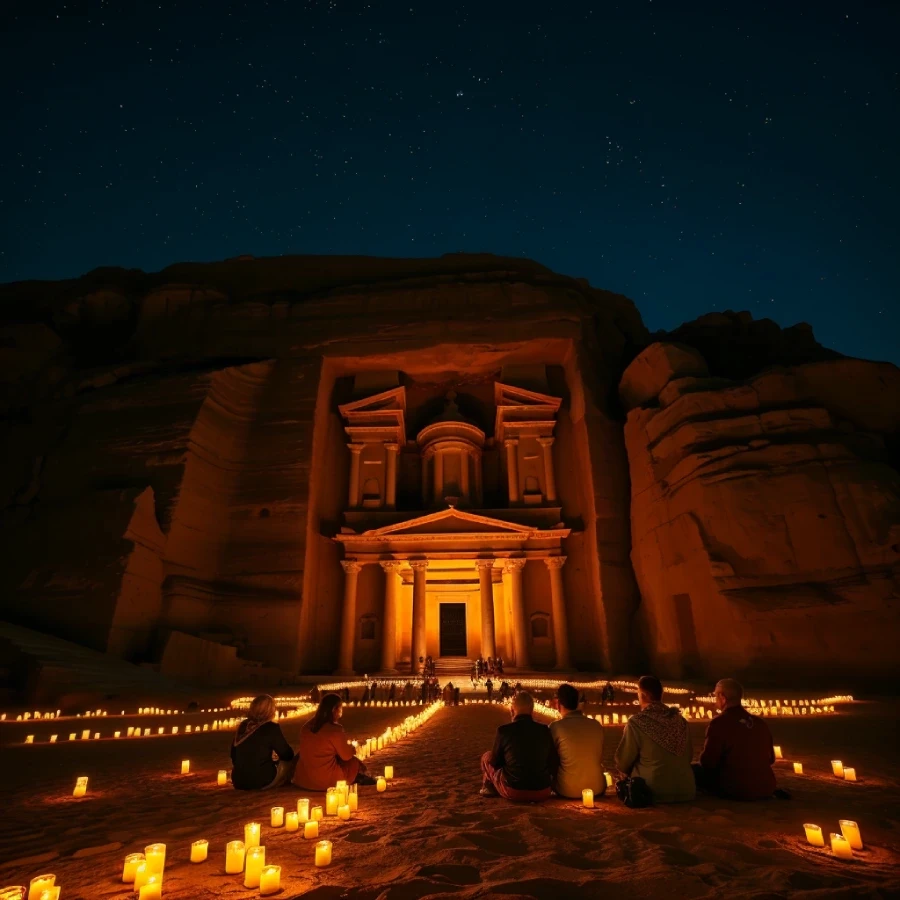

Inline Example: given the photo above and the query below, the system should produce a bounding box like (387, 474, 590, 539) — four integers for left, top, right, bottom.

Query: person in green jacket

(614, 675, 695, 803)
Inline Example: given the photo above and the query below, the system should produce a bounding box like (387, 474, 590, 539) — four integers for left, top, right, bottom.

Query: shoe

(479, 785, 499, 798)
(355, 774, 378, 786)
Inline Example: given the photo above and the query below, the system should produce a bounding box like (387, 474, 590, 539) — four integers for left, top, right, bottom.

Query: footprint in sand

(464, 830, 529, 856)
(660, 846, 702, 867)
(416, 863, 482, 885)
(550, 851, 606, 871)
(638, 827, 683, 847)
(345, 828, 381, 844)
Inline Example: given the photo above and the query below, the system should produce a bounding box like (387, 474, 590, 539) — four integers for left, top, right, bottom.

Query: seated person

(615, 675, 695, 803)
(480, 691, 555, 802)
(293, 693, 376, 789)
(550, 683, 606, 799)
(231, 694, 296, 790)
(694, 678, 776, 800)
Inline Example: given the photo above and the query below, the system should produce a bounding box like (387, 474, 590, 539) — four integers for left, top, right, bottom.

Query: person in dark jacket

(231, 694, 296, 790)
(694, 678, 777, 800)
(480, 692, 555, 801)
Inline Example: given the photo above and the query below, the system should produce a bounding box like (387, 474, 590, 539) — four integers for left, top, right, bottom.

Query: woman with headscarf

(293, 693, 377, 789)
(231, 694, 296, 790)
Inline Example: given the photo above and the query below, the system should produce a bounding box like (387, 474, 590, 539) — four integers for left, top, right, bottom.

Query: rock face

(620, 341, 900, 682)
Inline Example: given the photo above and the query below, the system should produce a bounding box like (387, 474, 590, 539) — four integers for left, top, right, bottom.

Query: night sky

(2, 2, 897, 363)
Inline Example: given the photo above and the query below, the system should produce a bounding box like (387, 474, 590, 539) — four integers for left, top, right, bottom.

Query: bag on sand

(615, 776, 652, 808)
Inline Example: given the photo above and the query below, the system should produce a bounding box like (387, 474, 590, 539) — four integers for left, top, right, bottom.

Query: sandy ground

(0, 699, 898, 899)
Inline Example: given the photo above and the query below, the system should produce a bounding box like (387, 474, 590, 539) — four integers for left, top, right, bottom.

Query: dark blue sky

(2, 1, 897, 363)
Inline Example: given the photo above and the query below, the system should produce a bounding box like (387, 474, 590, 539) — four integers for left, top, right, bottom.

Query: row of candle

(789, 760, 859, 781)
(0, 875, 62, 899)
(21, 719, 252, 744)
(804, 820, 863, 857)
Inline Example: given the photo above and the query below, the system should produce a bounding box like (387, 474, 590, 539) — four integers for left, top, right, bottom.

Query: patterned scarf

(233, 718, 266, 747)
(629, 702, 688, 756)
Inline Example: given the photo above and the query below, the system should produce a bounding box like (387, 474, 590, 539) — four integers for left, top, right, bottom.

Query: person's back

(550, 684, 605, 798)
(492, 713, 554, 790)
(231, 696, 295, 791)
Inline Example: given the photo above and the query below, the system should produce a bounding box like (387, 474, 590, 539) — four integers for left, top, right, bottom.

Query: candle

(830, 833, 853, 859)
(844, 767, 857, 782)
(773, 745, 783, 759)
(376, 776, 387, 792)
(304, 820, 319, 839)
(191, 839, 208, 863)
(245, 822, 261, 848)
(297, 798, 310, 821)
(260, 865, 281, 895)
(284, 811, 299, 833)
(244, 846, 266, 888)
(27, 876, 55, 900)
(217, 770, 227, 786)
(338, 803, 350, 820)
(73, 776, 88, 798)
(145, 843, 166, 873)
(50, 735, 58, 743)
(114, 731, 121, 739)
(604, 771, 614, 788)
(122, 852, 145, 882)
(384, 766, 394, 780)
(25, 736, 34, 744)
(181, 759, 190, 775)
(271, 806, 285, 827)
(225, 840, 245, 874)
(325, 788, 339, 815)
(582, 789, 594, 808)
(831, 760, 844, 777)
(139, 874, 162, 900)
(839, 820, 863, 850)
(68, 734, 76, 741)
(311, 805, 323, 821)
(348, 787, 358, 812)
(133, 861, 151, 890)
(38, 890, 60, 900)
(803, 824, 825, 847)
(81, 730, 90, 740)
(793, 762, 803, 775)
(314, 840, 332, 867)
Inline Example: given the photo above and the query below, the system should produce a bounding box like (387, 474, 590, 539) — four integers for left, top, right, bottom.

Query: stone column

(537, 436, 557, 503)
(433, 450, 444, 505)
(409, 559, 429, 669)
(379, 561, 402, 672)
(475, 559, 496, 659)
(460, 450, 470, 504)
(545, 556, 571, 669)
(347, 444, 364, 509)
(504, 438, 519, 504)
(505, 558, 528, 667)
(337, 560, 362, 673)
(385, 443, 399, 509)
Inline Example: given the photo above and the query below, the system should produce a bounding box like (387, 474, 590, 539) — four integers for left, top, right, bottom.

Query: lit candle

(773, 745, 783, 759)
(50, 735, 58, 743)
(271, 806, 285, 827)
(244, 846, 266, 888)
(225, 840, 245, 874)
(793, 762, 803, 775)
(38, 889, 60, 900)
(844, 768, 857, 782)
(25, 736, 34, 744)
(582, 789, 594, 808)
(384, 766, 394, 780)
(27, 876, 55, 900)
(191, 839, 208, 863)
(260, 864, 281, 896)
(830, 833, 853, 860)
(181, 759, 190, 775)
(338, 803, 350, 820)
(217, 770, 227, 786)
(285, 811, 299, 832)
(311, 805, 323, 822)
(604, 771, 613, 788)
(73, 776, 88, 798)
(348, 787, 358, 812)
(145, 843, 166, 874)
(81, 730, 90, 740)
(325, 788, 339, 815)
(138, 874, 162, 899)
(114, 731, 121, 739)
(133, 861, 152, 890)
(314, 840, 332, 867)
(245, 822, 261, 848)
(376, 776, 387, 793)
(69, 733, 75, 741)
(122, 852, 145, 882)
(803, 824, 825, 847)
(839, 820, 863, 850)
(304, 820, 319, 839)
(831, 760, 844, 777)
(297, 798, 310, 821)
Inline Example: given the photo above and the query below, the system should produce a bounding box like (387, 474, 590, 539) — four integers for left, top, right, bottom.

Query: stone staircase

(0, 621, 195, 707)
(432, 656, 472, 675)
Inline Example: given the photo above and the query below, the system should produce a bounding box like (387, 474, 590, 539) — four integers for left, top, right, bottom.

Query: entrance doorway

(439, 603, 467, 657)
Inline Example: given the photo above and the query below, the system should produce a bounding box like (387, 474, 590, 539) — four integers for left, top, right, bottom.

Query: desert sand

(1, 697, 898, 899)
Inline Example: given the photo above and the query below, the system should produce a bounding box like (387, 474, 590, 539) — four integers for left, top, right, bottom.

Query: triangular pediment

(494, 382, 562, 411)
(363, 508, 537, 537)
(338, 386, 406, 417)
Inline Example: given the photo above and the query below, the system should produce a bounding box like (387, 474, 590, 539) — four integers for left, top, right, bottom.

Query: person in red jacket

(694, 678, 777, 800)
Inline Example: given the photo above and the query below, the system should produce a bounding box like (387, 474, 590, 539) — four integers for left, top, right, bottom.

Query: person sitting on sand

(694, 678, 776, 800)
(231, 694, 296, 790)
(550, 683, 606, 799)
(480, 691, 555, 801)
(293, 693, 377, 790)
(615, 675, 695, 803)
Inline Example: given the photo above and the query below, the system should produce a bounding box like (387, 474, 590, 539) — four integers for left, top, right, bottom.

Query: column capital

(544, 556, 567, 570)
(341, 560, 362, 575)
(409, 559, 429, 571)
(347, 443, 365, 455)
(537, 436, 555, 447)
(504, 558, 526, 573)
(474, 559, 496, 571)
(503, 438, 519, 448)
(385, 442, 400, 453)
(379, 560, 403, 572)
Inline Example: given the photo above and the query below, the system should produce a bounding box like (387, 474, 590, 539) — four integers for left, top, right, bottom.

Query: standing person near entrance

(480, 692, 555, 801)
(485, 678, 494, 701)
(549, 683, 606, 799)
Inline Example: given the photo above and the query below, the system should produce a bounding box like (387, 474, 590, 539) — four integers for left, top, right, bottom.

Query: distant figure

(615, 675, 694, 803)
(475, 658, 483, 678)
(480, 692, 555, 801)
(601, 682, 614, 705)
(550, 683, 606, 799)
(310, 685, 321, 703)
(361, 685, 370, 704)
(342, 687, 350, 703)
(293, 693, 377, 790)
(485, 678, 494, 701)
(418, 655, 425, 675)
(403, 681, 413, 701)
(496, 656, 504, 675)
(231, 694, 296, 790)
(454, 685, 461, 706)
(694, 678, 777, 800)
(388, 682, 396, 702)
(500, 680, 510, 701)
(420, 679, 427, 703)
(443, 682, 455, 705)
(471, 664, 478, 687)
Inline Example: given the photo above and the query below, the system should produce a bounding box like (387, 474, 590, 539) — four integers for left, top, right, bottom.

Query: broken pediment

(494, 381, 561, 442)
(339, 385, 406, 444)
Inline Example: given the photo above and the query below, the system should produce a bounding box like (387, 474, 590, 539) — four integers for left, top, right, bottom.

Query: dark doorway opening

(439, 603, 467, 657)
